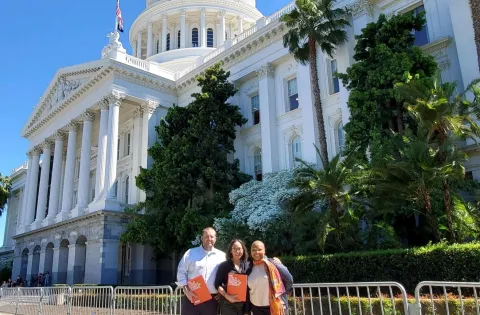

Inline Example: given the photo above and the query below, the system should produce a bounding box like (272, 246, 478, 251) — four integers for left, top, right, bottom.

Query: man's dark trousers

(181, 296, 218, 315)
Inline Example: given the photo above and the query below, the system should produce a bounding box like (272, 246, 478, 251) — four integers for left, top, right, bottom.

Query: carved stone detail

(106, 90, 126, 106)
(133, 108, 144, 119)
(256, 63, 274, 78)
(80, 111, 95, 122)
(52, 131, 67, 141)
(348, 0, 374, 18)
(66, 122, 79, 132)
(142, 100, 159, 113)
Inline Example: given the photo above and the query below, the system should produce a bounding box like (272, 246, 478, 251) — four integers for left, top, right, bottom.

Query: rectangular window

(117, 138, 120, 160)
(287, 78, 299, 111)
(125, 133, 131, 156)
(465, 171, 474, 181)
(329, 60, 340, 94)
(72, 191, 78, 207)
(412, 5, 429, 46)
(251, 95, 260, 125)
(75, 158, 80, 180)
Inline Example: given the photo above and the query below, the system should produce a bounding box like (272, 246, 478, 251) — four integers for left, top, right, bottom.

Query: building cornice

(421, 36, 453, 55)
(12, 210, 128, 240)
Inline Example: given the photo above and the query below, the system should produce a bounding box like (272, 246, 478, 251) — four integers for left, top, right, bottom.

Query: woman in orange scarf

(246, 241, 293, 315)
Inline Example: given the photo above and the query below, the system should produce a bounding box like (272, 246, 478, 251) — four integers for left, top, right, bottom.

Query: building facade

(2, 0, 478, 285)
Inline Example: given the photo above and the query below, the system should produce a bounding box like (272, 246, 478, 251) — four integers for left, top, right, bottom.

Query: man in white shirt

(176, 227, 226, 315)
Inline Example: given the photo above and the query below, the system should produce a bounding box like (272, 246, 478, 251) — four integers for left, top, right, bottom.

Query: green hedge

(281, 242, 480, 293)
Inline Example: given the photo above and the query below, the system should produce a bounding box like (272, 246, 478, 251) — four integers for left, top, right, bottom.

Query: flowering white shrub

(215, 169, 298, 234)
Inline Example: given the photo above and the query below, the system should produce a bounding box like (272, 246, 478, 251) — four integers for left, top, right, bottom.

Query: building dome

(129, 0, 263, 71)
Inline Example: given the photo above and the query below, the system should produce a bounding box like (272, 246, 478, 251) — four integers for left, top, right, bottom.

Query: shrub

(281, 242, 480, 293)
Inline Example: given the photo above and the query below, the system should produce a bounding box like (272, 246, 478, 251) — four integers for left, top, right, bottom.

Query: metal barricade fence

(2, 281, 480, 315)
(114, 286, 173, 315)
(69, 285, 114, 315)
(414, 281, 480, 315)
(292, 282, 409, 315)
(173, 286, 184, 315)
(0, 287, 20, 314)
(39, 286, 71, 315)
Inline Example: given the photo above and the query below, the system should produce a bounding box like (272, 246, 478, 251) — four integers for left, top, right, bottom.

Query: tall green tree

(338, 13, 437, 159)
(281, 0, 349, 167)
(396, 76, 480, 241)
(122, 64, 250, 256)
(289, 149, 360, 253)
(0, 174, 10, 215)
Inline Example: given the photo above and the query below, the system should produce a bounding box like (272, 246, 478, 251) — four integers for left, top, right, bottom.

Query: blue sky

(0, 0, 292, 245)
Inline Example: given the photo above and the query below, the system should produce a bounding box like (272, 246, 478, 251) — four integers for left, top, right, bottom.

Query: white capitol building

(2, 0, 478, 285)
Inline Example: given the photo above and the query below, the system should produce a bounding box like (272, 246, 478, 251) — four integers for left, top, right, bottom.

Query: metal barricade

(16, 287, 43, 315)
(113, 286, 173, 314)
(414, 281, 480, 315)
(39, 286, 71, 315)
(69, 285, 114, 315)
(172, 286, 183, 315)
(292, 282, 409, 315)
(0, 287, 20, 314)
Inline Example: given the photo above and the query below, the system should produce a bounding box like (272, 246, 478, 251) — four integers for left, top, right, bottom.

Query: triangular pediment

(22, 60, 105, 137)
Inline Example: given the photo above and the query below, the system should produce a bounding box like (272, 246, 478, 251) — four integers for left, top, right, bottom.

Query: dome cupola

(129, 0, 263, 71)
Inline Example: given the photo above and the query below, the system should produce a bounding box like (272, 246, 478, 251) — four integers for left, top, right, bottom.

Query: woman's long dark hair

(226, 239, 249, 261)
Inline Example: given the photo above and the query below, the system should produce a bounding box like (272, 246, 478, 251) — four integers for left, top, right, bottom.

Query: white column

(237, 16, 243, 34)
(219, 11, 226, 46)
(297, 63, 319, 165)
(17, 154, 33, 233)
(105, 94, 123, 200)
(24, 149, 41, 227)
(130, 108, 142, 204)
(200, 8, 206, 47)
(33, 141, 52, 229)
(180, 10, 186, 49)
(57, 153, 66, 212)
(94, 101, 110, 201)
(43, 132, 65, 226)
(257, 63, 278, 173)
(57, 123, 78, 222)
(73, 112, 95, 217)
(136, 33, 142, 58)
(139, 102, 156, 202)
(161, 14, 167, 52)
(147, 21, 153, 57)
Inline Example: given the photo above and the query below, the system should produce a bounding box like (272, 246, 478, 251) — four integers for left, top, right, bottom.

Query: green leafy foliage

(121, 64, 250, 256)
(338, 12, 437, 159)
(0, 173, 11, 215)
(281, 242, 480, 293)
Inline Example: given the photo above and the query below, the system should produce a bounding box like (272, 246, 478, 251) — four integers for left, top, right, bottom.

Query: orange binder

(187, 275, 212, 305)
(226, 273, 247, 302)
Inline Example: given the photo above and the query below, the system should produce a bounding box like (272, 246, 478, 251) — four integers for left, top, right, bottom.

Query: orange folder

(187, 275, 212, 305)
(226, 273, 248, 302)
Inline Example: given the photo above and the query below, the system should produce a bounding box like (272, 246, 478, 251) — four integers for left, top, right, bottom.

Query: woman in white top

(246, 241, 293, 315)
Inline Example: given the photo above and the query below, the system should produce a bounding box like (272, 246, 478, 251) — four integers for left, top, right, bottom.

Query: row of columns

(135, 10, 245, 58)
(17, 92, 135, 234)
(254, 62, 319, 173)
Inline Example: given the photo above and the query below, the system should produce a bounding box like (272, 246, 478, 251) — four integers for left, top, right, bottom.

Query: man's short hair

(202, 227, 216, 236)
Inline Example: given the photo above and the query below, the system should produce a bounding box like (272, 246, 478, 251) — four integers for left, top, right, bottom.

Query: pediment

(22, 61, 105, 137)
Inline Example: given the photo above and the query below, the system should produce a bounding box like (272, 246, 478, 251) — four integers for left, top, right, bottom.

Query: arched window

(114, 180, 118, 198)
(177, 30, 181, 49)
(124, 176, 129, 204)
(192, 28, 199, 47)
(156, 39, 160, 54)
(166, 33, 171, 51)
(207, 28, 214, 47)
(337, 122, 345, 155)
(253, 149, 262, 181)
(291, 136, 302, 166)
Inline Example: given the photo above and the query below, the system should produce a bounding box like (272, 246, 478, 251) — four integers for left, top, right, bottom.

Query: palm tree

(470, 0, 480, 71)
(281, 0, 350, 168)
(289, 148, 358, 252)
(396, 76, 480, 241)
(0, 173, 11, 215)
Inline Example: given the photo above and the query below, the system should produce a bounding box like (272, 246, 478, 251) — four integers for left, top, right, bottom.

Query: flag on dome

(116, 0, 124, 33)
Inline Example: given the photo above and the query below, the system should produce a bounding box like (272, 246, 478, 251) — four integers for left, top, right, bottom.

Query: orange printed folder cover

(226, 273, 247, 302)
(187, 275, 212, 305)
